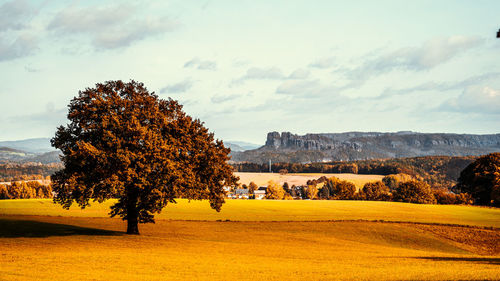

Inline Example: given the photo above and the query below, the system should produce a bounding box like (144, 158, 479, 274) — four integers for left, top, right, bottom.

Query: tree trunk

(127, 216, 139, 235)
(126, 198, 140, 235)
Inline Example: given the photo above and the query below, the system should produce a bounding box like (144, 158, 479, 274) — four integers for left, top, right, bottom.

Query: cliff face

(231, 131, 500, 164)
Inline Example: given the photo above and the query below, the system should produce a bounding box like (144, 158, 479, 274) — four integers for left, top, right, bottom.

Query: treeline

(0, 162, 62, 182)
(0, 181, 53, 199)
(259, 175, 472, 205)
(232, 156, 477, 190)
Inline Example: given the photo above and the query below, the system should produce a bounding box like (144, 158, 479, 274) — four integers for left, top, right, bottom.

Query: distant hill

(226, 143, 246, 152)
(0, 138, 59, 164)
(0, 147, 35, 162)
(226, 141, 261, 151)
(28, 151, 62, 164)
(231, 131, 500, 164)
(0, 138, 54, 153)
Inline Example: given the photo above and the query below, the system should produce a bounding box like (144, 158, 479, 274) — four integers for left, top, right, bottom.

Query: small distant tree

(0, 184, 9, 199)
(279, 169, 288, 175)
(318, 184, 330, 199)
(305, 185, 318, 199)
(7, 182, 21, 199)
(248, 181, 258, 195)
(51, 80, 237, 234)
(38, 184, 53, 199)
(455, 152, 500, 206)
(325, 177, 356, 200)
(393, 181, 436, 204)
(382, 174, 414, 192)
(455, 192, 474, 205)
(335, 181, 356, 200)
(361, 181, 391, 201)
(432, 189, 472, 205)
(290, 184, 297, 198)
(265, 180, 285, 199)
(382, 175, 398, 191)
(300, 186, 308, 199)
(282, 182, 290, 194)
(18, 182, 35, 199)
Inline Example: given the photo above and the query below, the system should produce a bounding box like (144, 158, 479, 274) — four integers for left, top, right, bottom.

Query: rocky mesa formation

(230, 131, 500, 163)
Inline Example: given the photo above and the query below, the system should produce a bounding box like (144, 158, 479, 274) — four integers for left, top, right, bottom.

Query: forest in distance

(232, 155, 477, 190)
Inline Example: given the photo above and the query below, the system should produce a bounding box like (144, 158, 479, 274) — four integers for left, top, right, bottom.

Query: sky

(0, 0, 499, 144)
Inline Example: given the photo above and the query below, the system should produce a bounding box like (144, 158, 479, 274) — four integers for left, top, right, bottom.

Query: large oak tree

(51, 80, 237, 234)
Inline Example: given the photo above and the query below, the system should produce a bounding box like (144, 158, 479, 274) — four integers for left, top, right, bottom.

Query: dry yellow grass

(235, 172, 384, 189)
(1, 199, 498, 227)
(0, 199, 499, 280)
(0, 215, 499, 281)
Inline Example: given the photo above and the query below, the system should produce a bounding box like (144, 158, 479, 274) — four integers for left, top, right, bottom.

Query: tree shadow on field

(0, 218, 121, 238)
(413, 256, 500, 265)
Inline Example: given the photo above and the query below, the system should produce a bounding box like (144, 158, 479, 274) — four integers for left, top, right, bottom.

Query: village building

(234, 188, 249, 199)
(254, 186, 267, 200)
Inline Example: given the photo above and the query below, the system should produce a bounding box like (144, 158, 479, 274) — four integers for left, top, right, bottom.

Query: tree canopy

(456, 152, 500, 206)
(361, 181, 391, 201)
(393, 181, 435, 204)
(51, 80, 237, 234)
(265, 180, 284, 199)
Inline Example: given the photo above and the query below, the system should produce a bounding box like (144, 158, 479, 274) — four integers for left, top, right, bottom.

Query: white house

(254, 187, 267, 200)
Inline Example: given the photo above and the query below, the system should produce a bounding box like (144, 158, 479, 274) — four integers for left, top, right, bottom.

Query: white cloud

(47, 3, 178, 49)
(442, 86, 500, 114)
(309, 57, 335, 69)
(376, 72, 500, 100)
(160, 79, 194, 94)
(276, 79, 338, 98)
(183, 58, 217, 70)
(231, 67, 285, 85)
(0, 34, 38, 61)
(211, 94, 240, 103)
(415, 36, 482, 68)
(243, 67, 284, 80)
(346, 35, 483, 83)
(0, 0, 36, 32)
(288, 68, 310, 79)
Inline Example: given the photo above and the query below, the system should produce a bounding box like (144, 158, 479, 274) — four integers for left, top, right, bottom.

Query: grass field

(235, 172, 384, 189)
(1, 199, 498, 227)
(0, 199, 499, 280)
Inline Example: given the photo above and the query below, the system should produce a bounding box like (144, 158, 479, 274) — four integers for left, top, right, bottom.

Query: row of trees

(0, 181, 53, 199)
(254, 175, 473, 205)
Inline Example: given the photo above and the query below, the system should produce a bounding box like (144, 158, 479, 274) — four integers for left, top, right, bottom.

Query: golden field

(235, 172, 384, 189)
(0, 199, 499, 280)
(1, 199, 499, 227)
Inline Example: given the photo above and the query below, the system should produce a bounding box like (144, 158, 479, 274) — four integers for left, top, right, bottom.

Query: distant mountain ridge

(230, 131, 500, 164)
